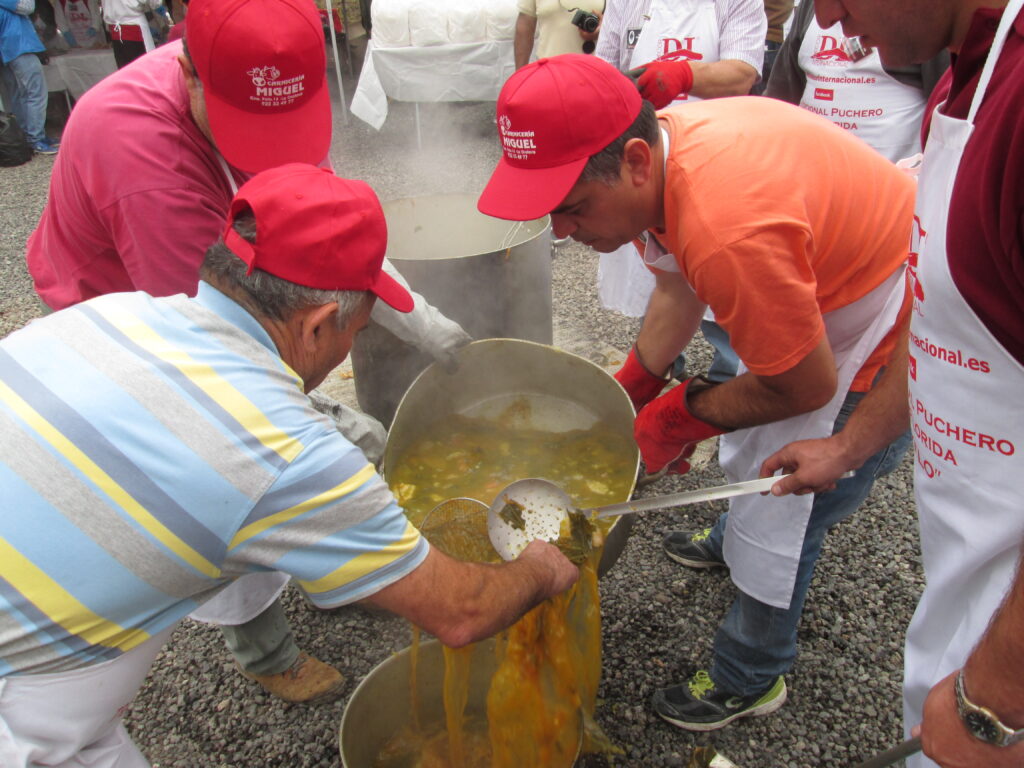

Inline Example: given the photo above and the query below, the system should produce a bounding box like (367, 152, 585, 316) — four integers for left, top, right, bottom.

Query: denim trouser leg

(701, 390, 911, 696)
(218, 597, 301, 676)
(750, 40, 783, 96)
(700, 319, 740, 384)
(3, 53, 47, 144)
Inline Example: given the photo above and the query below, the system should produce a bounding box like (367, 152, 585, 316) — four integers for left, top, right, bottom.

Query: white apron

(902, 1, 1024, 761)
(720, 266, 907, 608)
(797, 19, 925, 162)
(59, 0, 101, 47)
(629, 0, 720, 105)
(0, 626, 175, 768)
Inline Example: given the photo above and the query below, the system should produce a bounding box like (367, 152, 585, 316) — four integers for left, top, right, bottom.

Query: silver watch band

(955, 669, 1024, 748)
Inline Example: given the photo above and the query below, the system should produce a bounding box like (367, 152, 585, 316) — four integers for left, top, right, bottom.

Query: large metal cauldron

(383, 339, 640, 577)
(351, 194, 552, 427)
(339, 638, 583, 767)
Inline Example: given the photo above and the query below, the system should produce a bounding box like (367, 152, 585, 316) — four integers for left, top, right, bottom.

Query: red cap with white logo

(223, 164, 414, 313)
(478, 54, 642, 221)
(186, 0, 331, 174)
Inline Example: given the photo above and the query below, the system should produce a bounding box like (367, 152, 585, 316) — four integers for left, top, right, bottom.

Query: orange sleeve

(689, 223, 826, 378)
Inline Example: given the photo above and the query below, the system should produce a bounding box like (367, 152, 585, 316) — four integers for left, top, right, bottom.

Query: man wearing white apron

(52, 0, 104, 49)
(478, 54, 915, 731)
(101, 0, 161, 69)
(764, 0, 1024, 763)
(766, 0, 948, 162)
(595, 0, 765, 319)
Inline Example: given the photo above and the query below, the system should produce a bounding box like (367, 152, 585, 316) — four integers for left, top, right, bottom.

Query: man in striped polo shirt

(0, 164, 578, 767)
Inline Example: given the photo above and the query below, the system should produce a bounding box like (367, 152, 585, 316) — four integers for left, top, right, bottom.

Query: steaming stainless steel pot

(383, 339, 640, 577)
(351, 194, 552, 427)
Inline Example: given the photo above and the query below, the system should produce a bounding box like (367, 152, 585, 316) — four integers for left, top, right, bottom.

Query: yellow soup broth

(375, 401, 633, 767)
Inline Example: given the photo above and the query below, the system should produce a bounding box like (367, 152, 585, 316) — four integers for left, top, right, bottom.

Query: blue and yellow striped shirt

(0, 283, 427, 675)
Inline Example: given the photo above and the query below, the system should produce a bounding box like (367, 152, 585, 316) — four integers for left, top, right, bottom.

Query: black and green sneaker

(662, 528, 726, 569)
(652, 670, 786, 731)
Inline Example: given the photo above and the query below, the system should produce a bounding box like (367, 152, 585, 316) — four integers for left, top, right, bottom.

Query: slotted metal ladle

(486, 474, 790, 561)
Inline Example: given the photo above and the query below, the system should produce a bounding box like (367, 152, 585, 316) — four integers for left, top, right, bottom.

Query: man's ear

(299, 302, 340, 353)
(622, 138, 654, 187)
(177, 54, 197, 89)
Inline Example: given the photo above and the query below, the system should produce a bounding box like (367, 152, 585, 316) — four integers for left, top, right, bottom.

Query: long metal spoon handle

(589, 475, 786, 520)
(851, 736, 922, 768)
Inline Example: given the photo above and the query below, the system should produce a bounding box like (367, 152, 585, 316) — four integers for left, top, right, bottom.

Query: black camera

(571, 8, 600, 33)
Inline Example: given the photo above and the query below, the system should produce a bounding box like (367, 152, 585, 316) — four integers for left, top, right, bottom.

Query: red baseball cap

(186, 0, 331, 174)
(223, 164, 414, 312)
(478, 54, 642, 221)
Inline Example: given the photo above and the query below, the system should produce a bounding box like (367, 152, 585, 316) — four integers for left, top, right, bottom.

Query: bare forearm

(437, 558, 555, 646)
(829, 325, 910, 467)
(689, 60, 759, 99)
(634, 275, 703, 375)
(760, 322, 910, 494)
(688, 371, 816, 429)
(689, 335, 838, 429)
(366, 542, 577, 648)
(963, 555, 1024, 724)
(514, 14, 536, 69)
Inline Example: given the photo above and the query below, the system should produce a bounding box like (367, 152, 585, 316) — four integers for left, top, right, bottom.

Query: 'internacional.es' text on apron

(901, 0, 1024, 762)
(797, 18, 925, 162)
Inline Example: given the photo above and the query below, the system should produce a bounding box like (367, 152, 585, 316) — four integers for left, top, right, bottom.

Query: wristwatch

(955, 669, 1024, 747)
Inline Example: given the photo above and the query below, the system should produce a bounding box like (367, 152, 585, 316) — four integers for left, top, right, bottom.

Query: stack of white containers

(372, 0, 519, 48)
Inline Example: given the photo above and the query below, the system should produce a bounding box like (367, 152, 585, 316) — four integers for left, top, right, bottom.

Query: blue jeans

(700, 389, 912, 696)
(1, 53, 47, 144)
(750, 40, 782, 96)
(671, 320, 740, 383)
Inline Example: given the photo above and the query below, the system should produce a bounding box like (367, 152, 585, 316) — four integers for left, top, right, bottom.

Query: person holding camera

(514, 0, 604, 69)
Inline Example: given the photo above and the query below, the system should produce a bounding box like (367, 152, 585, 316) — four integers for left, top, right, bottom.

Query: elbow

(430, 604, 492, 648)
(733, 70, 759, 96)
(797, 376, 839, 413)
(434, 625, 478, 649)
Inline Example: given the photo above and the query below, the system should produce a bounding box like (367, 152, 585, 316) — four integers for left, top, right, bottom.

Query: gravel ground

(0, 45, 922, 768)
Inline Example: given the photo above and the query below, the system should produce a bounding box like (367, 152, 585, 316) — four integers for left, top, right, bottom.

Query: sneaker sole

(655, 680, 787, 732)
(663, 549, 727, 569)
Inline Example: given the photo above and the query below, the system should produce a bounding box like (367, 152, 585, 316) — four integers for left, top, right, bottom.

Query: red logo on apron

(811, 35, 852, 62)
(814, 88, 834, 101)
(909, 353, 917, 381)
(659, 37, 705, 61)
(909, 215, 927, 302)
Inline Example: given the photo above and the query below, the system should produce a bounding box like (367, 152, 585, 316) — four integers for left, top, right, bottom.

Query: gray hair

(579, 101, 660, 185)
(199, 210, 373, 326)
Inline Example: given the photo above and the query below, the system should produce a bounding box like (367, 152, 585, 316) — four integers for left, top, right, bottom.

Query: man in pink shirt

(25, 0, 469, 706)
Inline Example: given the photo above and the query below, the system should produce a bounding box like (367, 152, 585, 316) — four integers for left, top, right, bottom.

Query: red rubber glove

(614, 345, 670, 412)
(634, 59, 695, 109)
(634, 378, 727, 474)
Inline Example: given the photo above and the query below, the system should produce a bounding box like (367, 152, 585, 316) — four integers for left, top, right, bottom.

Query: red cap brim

(477, 154, 588, 221)
(371, 270, 414, 313)
(205, 78, 332, 174)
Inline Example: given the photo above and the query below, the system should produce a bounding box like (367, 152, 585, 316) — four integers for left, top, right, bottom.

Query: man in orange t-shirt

(478, 54, 914, 732)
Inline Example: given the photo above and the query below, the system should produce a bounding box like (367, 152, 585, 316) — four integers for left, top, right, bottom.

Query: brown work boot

(241, 651, 345, 704)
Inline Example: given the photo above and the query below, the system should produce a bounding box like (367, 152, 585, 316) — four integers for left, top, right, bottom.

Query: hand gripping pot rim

(223, 163, 414, 312)
(477, 54, 642, 221)
(186, 0, 331, 173)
